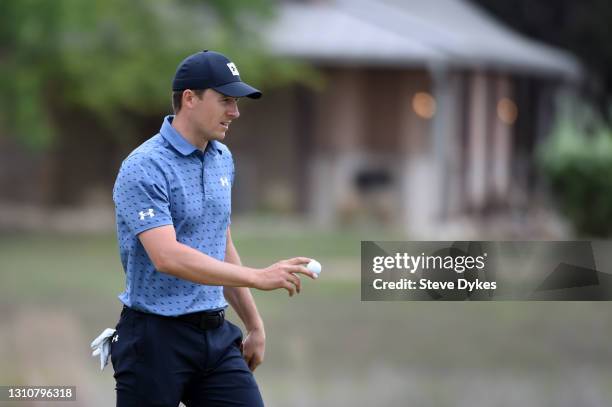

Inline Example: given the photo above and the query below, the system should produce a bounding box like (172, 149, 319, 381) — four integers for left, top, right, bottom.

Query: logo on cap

(226, 62, 240, 76)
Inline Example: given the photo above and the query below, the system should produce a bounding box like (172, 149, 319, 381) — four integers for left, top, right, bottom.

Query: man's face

(188, 88, 240, 142)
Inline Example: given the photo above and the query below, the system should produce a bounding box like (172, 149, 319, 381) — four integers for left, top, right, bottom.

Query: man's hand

(241, 326, 266, 371)
(254, 257, 318, 296)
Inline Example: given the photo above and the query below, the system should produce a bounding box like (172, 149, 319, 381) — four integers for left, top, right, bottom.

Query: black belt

(175, 308, 225, 330)
(124, 306, 225, 330)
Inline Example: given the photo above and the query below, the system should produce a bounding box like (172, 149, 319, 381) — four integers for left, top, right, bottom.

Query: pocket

(110, 309, 146, 369)
(130, 312, 147, 361)
(226, 321, 244, 349)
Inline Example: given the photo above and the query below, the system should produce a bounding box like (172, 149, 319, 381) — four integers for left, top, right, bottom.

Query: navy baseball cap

(172, 50, 262, 99)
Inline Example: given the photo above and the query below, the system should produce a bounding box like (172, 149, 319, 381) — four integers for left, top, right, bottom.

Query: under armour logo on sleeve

(220, 177, 230, 187)
(139, 208, 155, 220)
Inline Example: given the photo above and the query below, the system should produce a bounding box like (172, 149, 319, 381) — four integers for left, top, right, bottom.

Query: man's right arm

(139, 225, 316, 295)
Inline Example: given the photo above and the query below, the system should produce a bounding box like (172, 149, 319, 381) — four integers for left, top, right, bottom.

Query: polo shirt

(112, 115, 234, 316)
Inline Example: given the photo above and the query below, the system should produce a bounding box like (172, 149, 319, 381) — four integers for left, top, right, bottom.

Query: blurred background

(1, 0, 612, 406)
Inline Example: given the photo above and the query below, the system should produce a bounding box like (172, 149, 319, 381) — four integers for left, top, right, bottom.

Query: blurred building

(229, 0, 580, 236)
(0, 0, 581, 236)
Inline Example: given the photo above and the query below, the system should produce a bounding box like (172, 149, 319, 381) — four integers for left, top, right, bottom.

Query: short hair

(172, 89, 206, 114)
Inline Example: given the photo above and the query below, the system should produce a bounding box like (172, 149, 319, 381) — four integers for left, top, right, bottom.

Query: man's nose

(227, 103, 240, 119)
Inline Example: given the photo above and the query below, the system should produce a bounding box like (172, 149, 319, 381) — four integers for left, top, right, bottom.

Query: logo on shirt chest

(139, 208, 155, 220)
(220, 176, 230, 188)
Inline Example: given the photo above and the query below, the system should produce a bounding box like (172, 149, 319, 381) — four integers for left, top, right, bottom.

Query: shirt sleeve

(113, 154, 174, 236)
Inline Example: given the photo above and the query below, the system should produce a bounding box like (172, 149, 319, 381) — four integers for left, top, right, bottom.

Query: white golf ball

(306, 259, 322, 275)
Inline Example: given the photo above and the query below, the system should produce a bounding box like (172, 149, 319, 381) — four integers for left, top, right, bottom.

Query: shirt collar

(160, 115, 223, 157)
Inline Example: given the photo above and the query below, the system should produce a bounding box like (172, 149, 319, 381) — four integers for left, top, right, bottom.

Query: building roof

(266, 2, 446, 66)
(266, 0, 581, 78)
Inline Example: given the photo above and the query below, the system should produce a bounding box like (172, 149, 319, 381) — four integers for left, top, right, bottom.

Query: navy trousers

(110, 306, 264, 406)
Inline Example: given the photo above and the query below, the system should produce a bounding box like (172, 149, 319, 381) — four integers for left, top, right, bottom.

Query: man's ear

(182, 90, 194, 109)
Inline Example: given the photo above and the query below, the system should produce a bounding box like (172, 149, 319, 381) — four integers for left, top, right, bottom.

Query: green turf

(1, 230, 611, 406)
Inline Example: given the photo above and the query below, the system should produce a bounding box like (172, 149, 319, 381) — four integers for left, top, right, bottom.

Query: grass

(1, 226, 612, 406)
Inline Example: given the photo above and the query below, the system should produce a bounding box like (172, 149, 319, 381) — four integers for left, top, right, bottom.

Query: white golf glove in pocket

(90, 328, 117, 370)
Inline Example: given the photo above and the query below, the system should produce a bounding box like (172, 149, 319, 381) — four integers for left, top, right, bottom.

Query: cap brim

(213, 81, 262, 99)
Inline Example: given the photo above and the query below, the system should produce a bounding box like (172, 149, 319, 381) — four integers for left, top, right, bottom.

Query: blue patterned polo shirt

(112, 115, 233, 316)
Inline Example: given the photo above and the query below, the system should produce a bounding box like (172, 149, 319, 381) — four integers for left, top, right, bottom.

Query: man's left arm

(223, 226, 266, 372)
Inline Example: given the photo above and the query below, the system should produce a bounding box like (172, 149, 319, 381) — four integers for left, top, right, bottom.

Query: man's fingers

(284, 257, 311, 266)
(287, 273, 301, 293)
(283, 281, 296, 297)
(248, 354, 262, 371)
(287, 265, 317, 279)
(244, 352, 255, 370)
(243, 346, 256, 362)
(249, 358, 260, 371)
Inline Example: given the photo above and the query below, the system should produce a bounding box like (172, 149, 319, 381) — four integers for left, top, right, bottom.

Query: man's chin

(211, 132, 227, 141)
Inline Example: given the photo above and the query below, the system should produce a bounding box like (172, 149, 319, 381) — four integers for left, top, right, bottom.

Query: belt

(175, 308, 226, 330)
(124, 306, 225, 330)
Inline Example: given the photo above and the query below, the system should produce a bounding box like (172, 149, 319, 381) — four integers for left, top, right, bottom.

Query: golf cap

(172, 50, 262, 99)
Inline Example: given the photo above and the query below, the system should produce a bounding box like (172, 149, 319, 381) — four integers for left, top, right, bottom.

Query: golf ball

(307, 259, 322, 275)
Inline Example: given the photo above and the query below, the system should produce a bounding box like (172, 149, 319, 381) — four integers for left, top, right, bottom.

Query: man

(110, 50, 317, 406)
